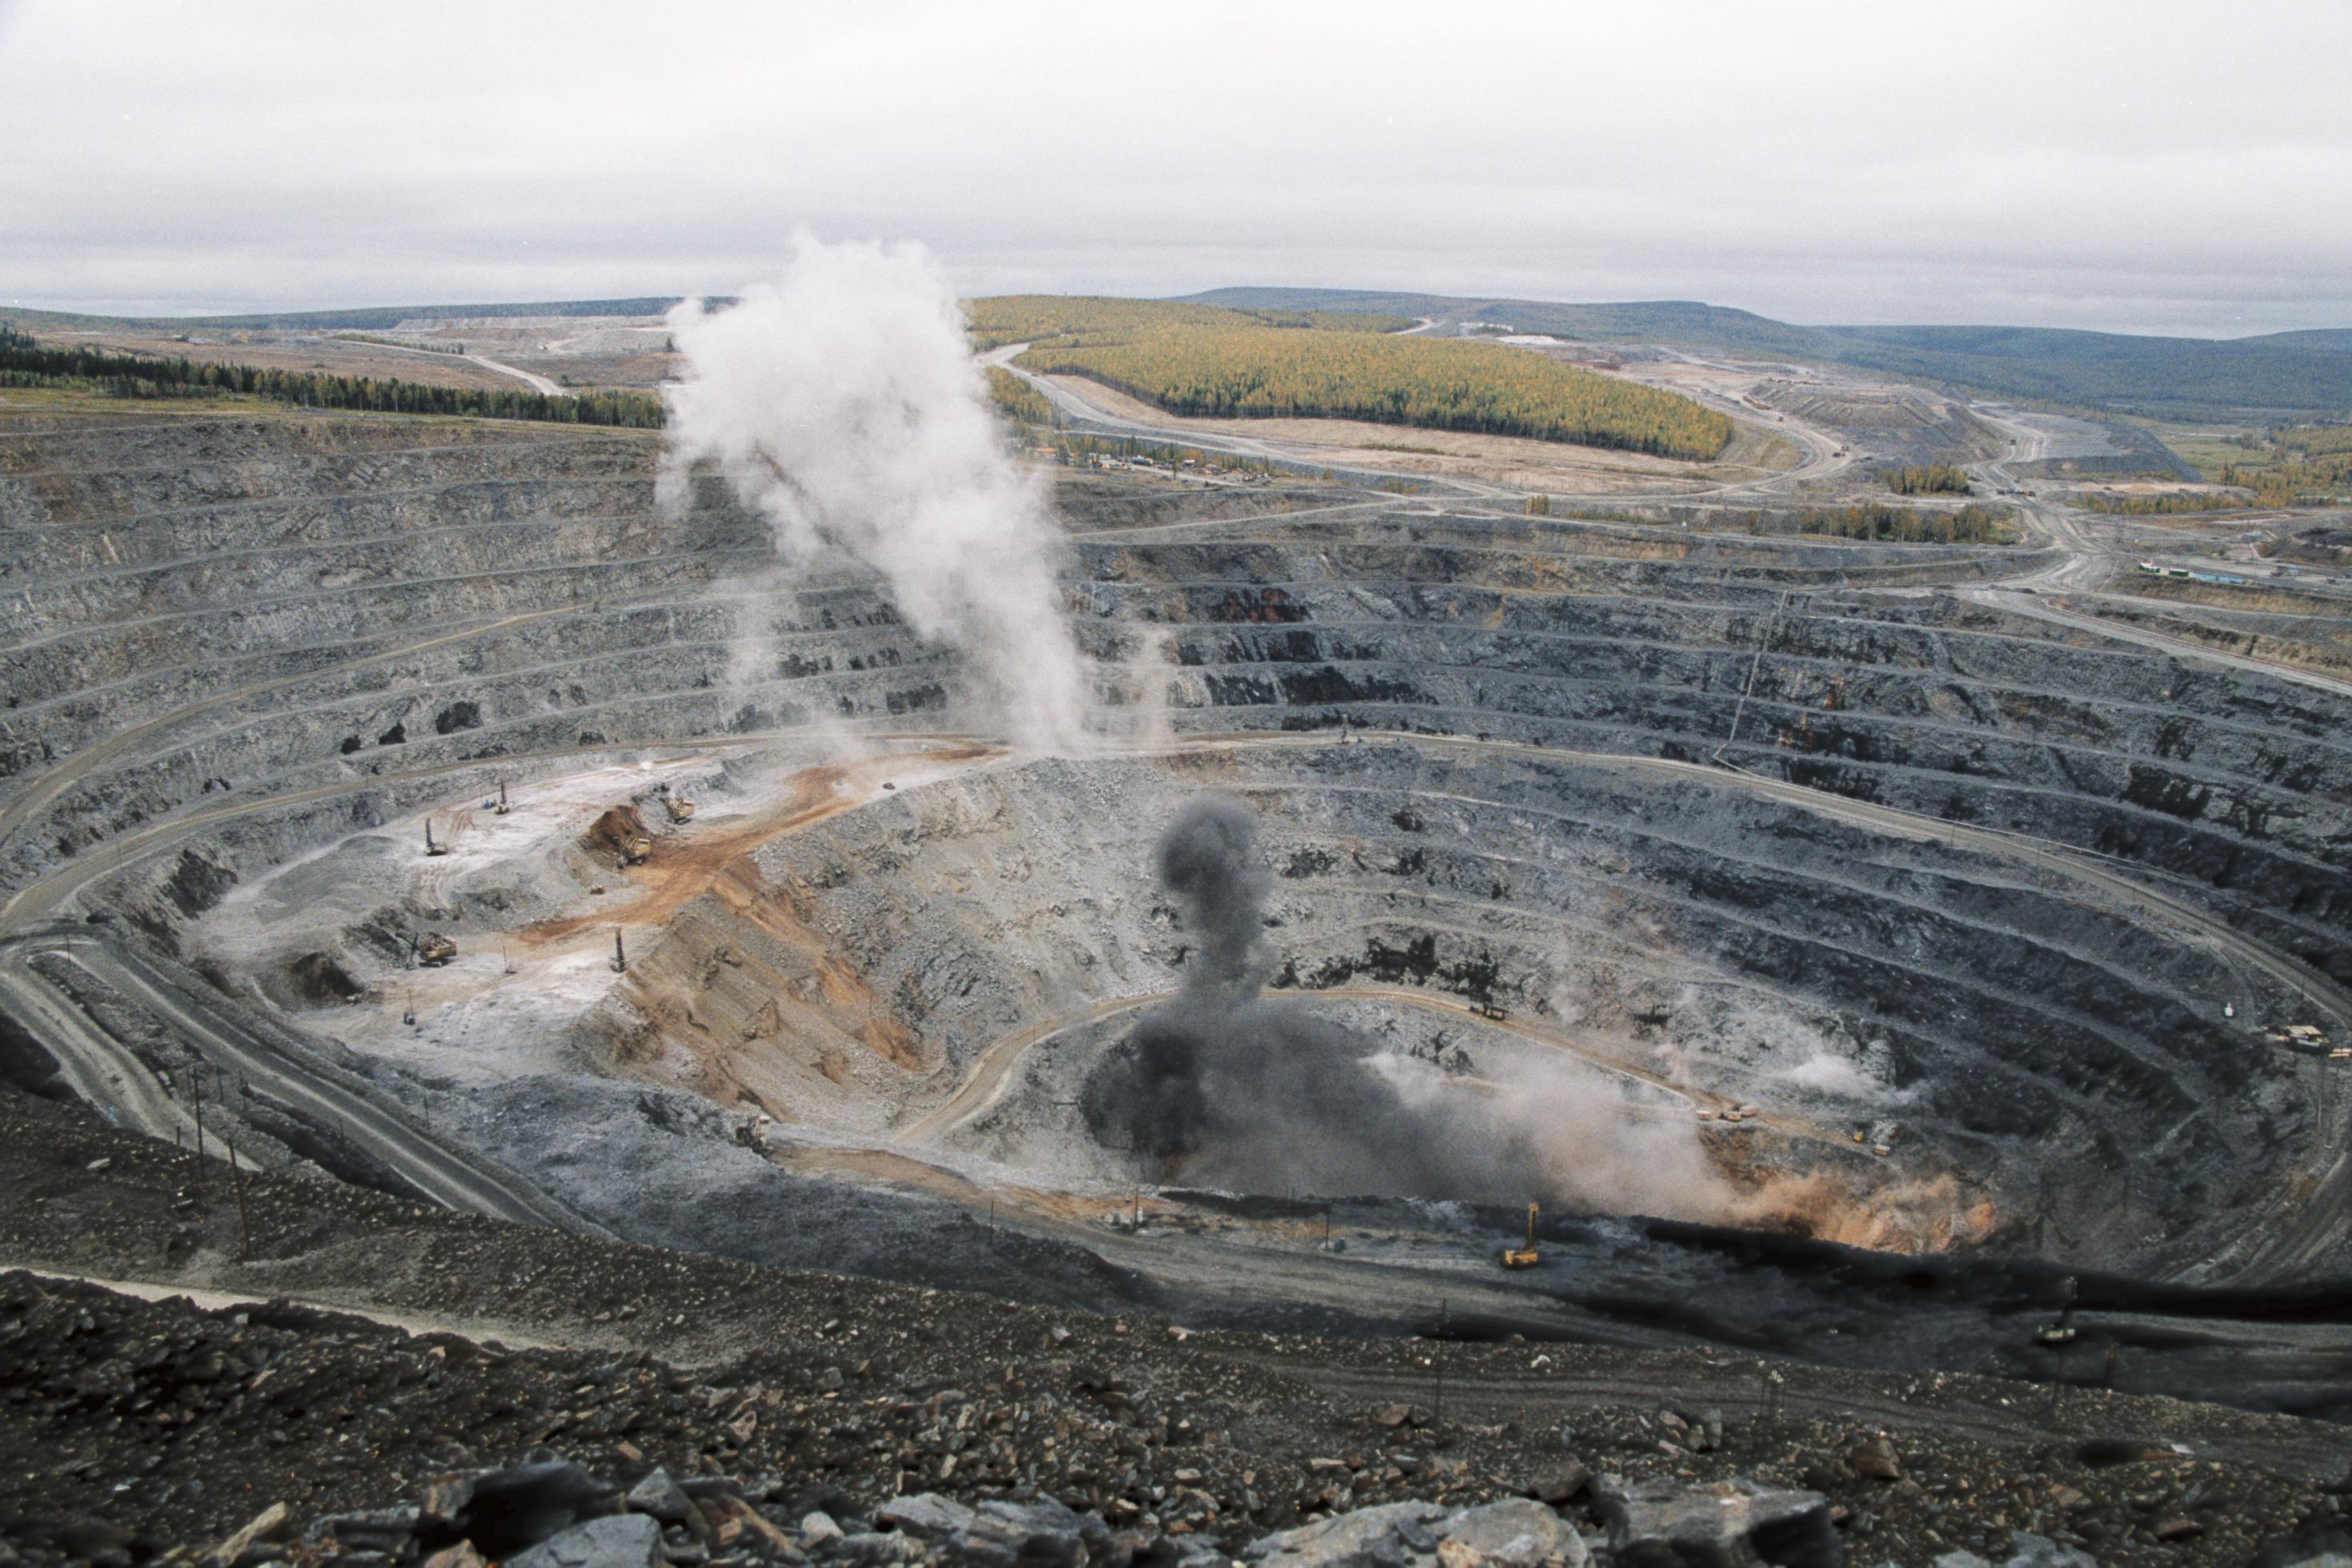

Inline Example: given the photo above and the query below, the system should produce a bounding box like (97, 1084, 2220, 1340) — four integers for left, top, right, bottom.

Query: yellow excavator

(1499, 1202, 1541, 1269)
(412, 932, 457, 967)
(663, 795, 696, 824)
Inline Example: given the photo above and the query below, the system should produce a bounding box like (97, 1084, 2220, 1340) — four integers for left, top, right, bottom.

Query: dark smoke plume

(1155, 796, 1273, 1004)
(1086, 797, 1941, 1230)
(1084, 796, 1551, 1201)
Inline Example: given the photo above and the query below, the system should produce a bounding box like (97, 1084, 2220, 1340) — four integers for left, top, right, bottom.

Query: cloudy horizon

(4, 0, 2347, 340)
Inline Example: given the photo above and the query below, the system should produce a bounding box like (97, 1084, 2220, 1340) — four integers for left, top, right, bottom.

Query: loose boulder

(1594, 1474, 1839, 1568)
(506, 1514, 663, 1568)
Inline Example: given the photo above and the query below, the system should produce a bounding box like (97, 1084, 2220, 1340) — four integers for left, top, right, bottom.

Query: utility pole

(612, 927, 627, 973)
(2320, 1055, 2332, 1151)
(1434, 1298, 1448, 1430)
(190, 1066, 206, 1178)
(228, 1136, 251, 1261)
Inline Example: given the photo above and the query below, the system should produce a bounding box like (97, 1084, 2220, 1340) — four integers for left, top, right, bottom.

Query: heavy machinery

(494, 779, 511, 817)
(1499, 1202, 1541, 1269)
(424, 820, 449, 857)
(620, 834, 653, 866)
(663, 794, 696, 824)
(412, 932, 457, 967)
(2035, 1276, 2080, 1347)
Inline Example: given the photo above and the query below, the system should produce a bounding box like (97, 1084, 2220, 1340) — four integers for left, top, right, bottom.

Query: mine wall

(725, 750, 2307, 1274)
(1074, 546, 2352, 972)
(4, 412, 2348, 1291)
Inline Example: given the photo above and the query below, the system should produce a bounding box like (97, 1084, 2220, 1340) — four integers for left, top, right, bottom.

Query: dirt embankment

(522, 762, 983, 1095)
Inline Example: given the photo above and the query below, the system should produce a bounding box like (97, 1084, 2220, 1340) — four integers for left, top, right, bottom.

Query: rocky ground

(3, 1090, 2350, 1566)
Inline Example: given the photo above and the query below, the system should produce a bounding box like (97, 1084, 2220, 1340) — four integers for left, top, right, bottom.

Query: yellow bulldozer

(1499, 1202, 1541, 1269)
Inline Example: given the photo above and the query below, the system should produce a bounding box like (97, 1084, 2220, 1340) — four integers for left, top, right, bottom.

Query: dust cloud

(661, 234, 1087, 753)
(1083, 796, 1737, 1217)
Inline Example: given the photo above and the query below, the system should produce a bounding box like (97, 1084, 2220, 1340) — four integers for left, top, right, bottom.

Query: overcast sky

(4, 1, 2348, 337)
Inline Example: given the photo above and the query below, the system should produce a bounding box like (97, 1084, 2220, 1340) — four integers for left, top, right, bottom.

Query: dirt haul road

(981, 346, 1843, 505)
(0, 927, 601, 1235)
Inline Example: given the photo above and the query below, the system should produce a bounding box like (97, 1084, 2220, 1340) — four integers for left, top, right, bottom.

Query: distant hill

(16, 286, 2346, 422)
(2244, 327, 2352, 354)
(1182, 288, 2352, 422)
(0, 298, 690, 333)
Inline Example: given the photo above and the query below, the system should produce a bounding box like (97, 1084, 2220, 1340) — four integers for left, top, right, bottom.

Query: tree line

(963, 296, 1414, 354)
(2073, 491, 2249, 516)
(1743, 501, 2014, 545)
(987, 306, 1730, 461)
(984, 366, 1054, 426)
(2216, 422, 2352, 505)
(0, 326, 665, 428)
(1886, 463, 1972, 495)
(331, 331, 466, 355)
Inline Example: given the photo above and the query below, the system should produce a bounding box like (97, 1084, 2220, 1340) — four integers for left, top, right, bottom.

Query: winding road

(981, 344, 1850, 506)
(0, 922, 604, 1234)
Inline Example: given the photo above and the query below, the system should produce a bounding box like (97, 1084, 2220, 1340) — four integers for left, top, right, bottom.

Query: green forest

(963, 296, 1414, 353)
(1886, 463, 1972, 495)
(1742, 502, 2014, 545)
(968, 296, 1731, 461)
(0, 326, 665, 428)
(2073, 490, 2251, 515)
(983, 366, 1054, 426)
(2217, 422, 2352, 505)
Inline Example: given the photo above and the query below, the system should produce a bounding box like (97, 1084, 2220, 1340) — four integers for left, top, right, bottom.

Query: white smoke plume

(662, 234, 1088, 753)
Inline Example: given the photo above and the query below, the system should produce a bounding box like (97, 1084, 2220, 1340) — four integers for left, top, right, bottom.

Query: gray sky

(5, 0, 2348, 336)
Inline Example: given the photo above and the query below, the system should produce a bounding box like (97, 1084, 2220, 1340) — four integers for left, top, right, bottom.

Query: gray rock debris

(623, 1466, 692, 1524)
(2247, 1516, 2352, 1568)
(878, 1492, 1114, 1568)
(459, 1457, 620, 1555)
(311, 1504, 422, 1555)
(1244, 1497, 1588, 1568)
(1593, 1473, 1839, 1567)
(1932, 1530, 2098, 1568)
(876, 1494, 980, 1537)
(211, 1502, 292, 1566)
(506, 1513, 664, 1568)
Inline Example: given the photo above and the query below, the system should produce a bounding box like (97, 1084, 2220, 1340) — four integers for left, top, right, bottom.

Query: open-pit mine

(5, 310, 2351, 1454)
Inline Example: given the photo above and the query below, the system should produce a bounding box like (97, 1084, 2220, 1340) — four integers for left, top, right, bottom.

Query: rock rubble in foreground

(4, 1090, 2350, 1566)
(4, 1270, 2350, 1568)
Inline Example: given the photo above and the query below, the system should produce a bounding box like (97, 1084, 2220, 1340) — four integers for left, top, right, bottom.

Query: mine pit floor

(196, 734, 1993, 1269)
